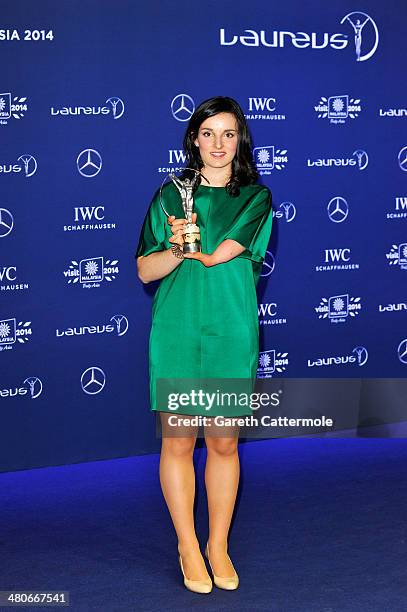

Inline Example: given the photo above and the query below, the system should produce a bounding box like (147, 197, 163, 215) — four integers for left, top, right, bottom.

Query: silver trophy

(159, 168, 209, 253)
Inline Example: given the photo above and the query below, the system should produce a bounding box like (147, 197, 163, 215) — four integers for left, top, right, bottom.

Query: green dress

(136, 182, 273, 417)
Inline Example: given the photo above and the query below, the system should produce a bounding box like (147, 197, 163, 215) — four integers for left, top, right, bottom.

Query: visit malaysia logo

(257, 349, 289, 377)
(63, 257, 120, 288)
(315, 95, 362, 124)
(0, 317, 32, 351)
(0, 92, 28, 125)
(253, 146, 288, 174)
(315, 294, 362, 323)
(386, 243, 407, 270)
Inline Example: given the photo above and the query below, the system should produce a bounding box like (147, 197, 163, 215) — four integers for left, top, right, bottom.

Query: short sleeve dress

(136, 182, 273, 417)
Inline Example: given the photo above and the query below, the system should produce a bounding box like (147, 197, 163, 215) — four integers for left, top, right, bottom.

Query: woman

(136, 96, 273, 594)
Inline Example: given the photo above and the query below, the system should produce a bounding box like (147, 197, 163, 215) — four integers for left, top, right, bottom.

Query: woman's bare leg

(204, 418, 240, 576)
(159, 412, 210, 581)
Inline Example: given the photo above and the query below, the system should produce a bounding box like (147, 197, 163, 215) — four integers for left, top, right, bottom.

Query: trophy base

(183, 242, 201, 254)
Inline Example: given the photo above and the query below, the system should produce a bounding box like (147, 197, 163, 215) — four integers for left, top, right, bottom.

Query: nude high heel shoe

(205, 542, 239, 590)
(178, 552, 213, 594)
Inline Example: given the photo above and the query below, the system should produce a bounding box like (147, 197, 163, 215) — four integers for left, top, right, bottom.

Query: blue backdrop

(1, 0, 406, 471)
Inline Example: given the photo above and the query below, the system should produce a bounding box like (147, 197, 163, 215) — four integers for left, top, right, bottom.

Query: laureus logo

(0, 154, 37, 177)
(219, 12, 379, 62)
(0, 377, 43, 399)
(307, 149, 368, 170)
(340, 12, 379, 62)
(274, 202, 296, 223)
(23, 377, 43, 399)
(50, 97, 125, 119)
(308, 346, 368, 368)
(56, 315, 129, 338)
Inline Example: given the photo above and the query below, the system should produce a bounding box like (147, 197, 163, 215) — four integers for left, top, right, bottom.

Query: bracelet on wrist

(171, 244, 184, 260)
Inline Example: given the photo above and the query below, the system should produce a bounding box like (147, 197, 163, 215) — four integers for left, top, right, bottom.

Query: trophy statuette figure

(159, 169, 209, 254)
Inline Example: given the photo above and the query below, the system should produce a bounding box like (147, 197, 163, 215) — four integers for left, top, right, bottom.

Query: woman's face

(193, 112, 239, 172)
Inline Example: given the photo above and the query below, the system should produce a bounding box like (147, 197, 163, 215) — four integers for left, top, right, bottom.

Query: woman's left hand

(183, 251, 215, 267)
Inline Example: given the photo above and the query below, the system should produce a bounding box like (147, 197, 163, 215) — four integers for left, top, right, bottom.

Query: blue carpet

(1, 439, 406, 611)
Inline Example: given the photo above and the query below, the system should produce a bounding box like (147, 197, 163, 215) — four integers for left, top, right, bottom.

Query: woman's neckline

(198, 183, 226, 189)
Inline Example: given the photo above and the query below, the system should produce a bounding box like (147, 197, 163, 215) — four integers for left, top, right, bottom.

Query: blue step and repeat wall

(1, 1, 406, 471)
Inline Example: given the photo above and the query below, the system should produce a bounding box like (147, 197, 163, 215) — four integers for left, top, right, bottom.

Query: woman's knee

(205, 436, 238, 456)
(162, 436, 196, 457)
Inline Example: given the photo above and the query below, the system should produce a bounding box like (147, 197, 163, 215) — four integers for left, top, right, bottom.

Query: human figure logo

(340, 12, 379, 62)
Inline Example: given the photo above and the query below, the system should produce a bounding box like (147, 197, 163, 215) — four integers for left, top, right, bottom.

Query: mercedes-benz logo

(398, 339, 407, 364)
(81, 366, 106, 395)
(110, 315, 129, 336)
(352, 346, 369, 366)
(77, 149, 102, 178)
(260, 250, 275, 277)
(0, 208, 14, 238)
(398, 147, 407, 172)
(17, 154, 37, 177)
(23, 376, 43, 399)
(171, 94, 195, 122)
(327, 197, 349, 223)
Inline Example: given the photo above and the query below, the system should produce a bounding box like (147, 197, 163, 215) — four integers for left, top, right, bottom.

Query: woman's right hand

(138, 212, 199, 283)
(167, 213, 197, 246)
